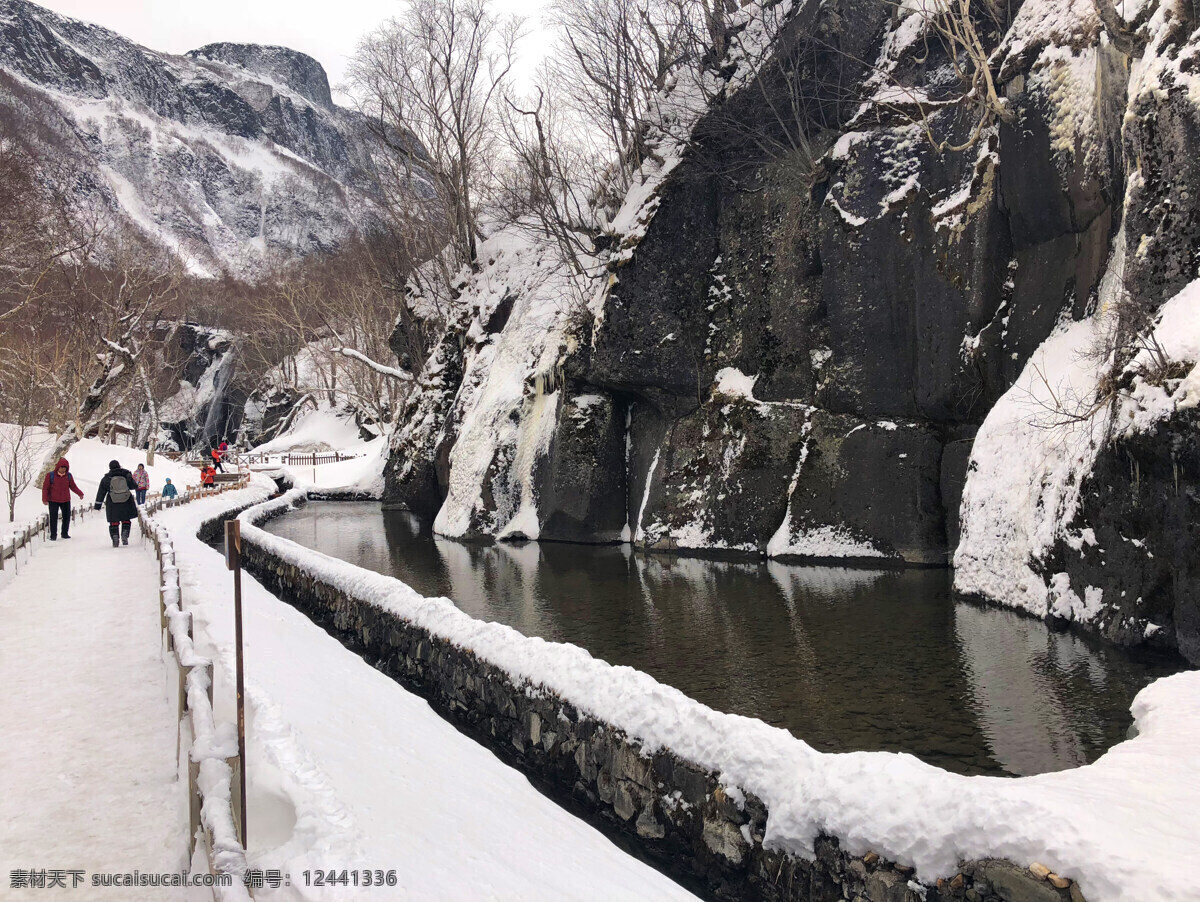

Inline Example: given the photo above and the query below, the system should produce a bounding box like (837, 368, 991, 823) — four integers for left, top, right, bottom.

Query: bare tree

(238, 245, 418, 437)
(845, 0, 1015, 153)
(545, 0, 695, 195)
(0, 425, 37, 523)
(496, 87, 604, 283)
(0, 367, 40, 523)
(349, 0, 523, 281)
(33, 249, 180, 475)
(691, 1, 839, 178)
(0, 139, 105, 328)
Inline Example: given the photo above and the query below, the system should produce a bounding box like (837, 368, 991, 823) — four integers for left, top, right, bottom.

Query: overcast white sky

(37, 0, 550, 104)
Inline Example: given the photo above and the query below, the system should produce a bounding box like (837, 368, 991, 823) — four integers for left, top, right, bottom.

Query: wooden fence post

(224, 519, 247, 850)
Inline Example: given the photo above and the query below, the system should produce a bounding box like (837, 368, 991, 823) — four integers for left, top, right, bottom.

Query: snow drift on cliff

(956, 239, 1200, 621)
(432, 230, 585, 540)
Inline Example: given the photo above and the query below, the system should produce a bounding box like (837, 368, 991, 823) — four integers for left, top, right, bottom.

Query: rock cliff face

(158, 324, 243, 449)
(382, 0, 1199, 659)
(0, 0, 420, 277)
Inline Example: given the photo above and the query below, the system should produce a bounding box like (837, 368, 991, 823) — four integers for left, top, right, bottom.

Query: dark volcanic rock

(587, 170, 722, 418)
(378, 0, 1198, 659)
(537, 387, 628, 544)
(1044, 409, 1200, 661)
(817, 126, 1010, 421)
(382, 312, 471, 518)
(567, 0, 1126, 564)
(635, 389, 810, 554)
(773, 414, 947, 565)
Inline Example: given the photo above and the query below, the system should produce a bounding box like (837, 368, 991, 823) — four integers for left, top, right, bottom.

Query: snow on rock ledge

(956, 263, 1200, 648)
(953, 314, 1110, 618)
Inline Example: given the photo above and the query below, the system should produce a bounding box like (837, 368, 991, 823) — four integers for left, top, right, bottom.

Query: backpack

(108, 474, 131, 504)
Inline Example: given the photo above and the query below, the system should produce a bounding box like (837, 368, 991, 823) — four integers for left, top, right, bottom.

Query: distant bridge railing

(167, 451, 364, 469)
(236, 451, 363, 467)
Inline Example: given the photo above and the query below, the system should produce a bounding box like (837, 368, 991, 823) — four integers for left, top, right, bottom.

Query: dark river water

(265, 501, 1188, 777)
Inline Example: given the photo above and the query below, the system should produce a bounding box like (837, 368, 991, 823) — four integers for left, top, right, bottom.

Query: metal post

(224, 519, 247, 849)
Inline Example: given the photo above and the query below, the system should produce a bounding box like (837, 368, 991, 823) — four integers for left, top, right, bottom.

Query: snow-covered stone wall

(230, 497, 1093, 902)
(205, 487, 1200, 902)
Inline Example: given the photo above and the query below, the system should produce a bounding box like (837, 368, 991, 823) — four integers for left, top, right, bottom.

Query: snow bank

(252, 406, 374, 456)
(238, 489, 1200, 901)
(139, 487, 264, 901)
(953, 313, 1110, 618)
(956, 237, 1200, 622)
(1114, 278, 1200, 431)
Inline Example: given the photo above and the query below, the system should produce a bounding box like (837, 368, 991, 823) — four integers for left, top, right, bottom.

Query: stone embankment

(202, 493, 1090, 902)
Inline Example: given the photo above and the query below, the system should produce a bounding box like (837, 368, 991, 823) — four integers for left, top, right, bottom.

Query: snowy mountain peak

(0, 0, 413, 279)
(187, 43, 334, 112)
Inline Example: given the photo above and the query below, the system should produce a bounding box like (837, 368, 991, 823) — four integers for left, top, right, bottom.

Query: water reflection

(268, 502, 1187, 776)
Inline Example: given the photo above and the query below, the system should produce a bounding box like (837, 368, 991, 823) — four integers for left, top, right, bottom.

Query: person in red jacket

(42, 458, 84, 540)
(200, 465, 216, 487)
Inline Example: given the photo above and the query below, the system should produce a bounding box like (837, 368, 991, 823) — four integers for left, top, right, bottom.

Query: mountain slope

(0, 0, 421, 277)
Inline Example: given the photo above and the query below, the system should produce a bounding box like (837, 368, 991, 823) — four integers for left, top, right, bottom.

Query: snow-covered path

(159, 489, 698, 901)
(0, 516, 188, 899)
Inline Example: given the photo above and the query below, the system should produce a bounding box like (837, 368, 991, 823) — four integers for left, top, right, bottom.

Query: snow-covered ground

(246, 408, 387, 496)
(0, 508, 188, 899)
(155, 485, 699, 901)
(251, 408, 375, 458)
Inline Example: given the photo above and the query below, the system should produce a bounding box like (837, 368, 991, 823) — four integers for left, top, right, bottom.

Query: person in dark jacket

(41, 458, 84, 540)
(94, 459, 138, 547)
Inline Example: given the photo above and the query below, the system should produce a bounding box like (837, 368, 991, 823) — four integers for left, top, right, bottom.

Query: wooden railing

(3, 485, 252, 895)
(0, 504, 91, 573)
(138, 476, 254, 901)
(235, 450, 362, 467)
(167, 450, 364, 470)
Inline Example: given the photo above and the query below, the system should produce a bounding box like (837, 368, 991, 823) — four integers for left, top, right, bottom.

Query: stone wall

(216, 502, 1088, 902)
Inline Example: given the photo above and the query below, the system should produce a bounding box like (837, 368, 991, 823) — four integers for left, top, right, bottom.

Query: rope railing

(138, 475, 253, 901)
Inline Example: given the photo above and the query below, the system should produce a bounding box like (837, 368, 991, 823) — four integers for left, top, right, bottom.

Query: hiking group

(42, 458, 144, 546)
(46, 449, 224, 547)
(200, 440, 228, 487)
